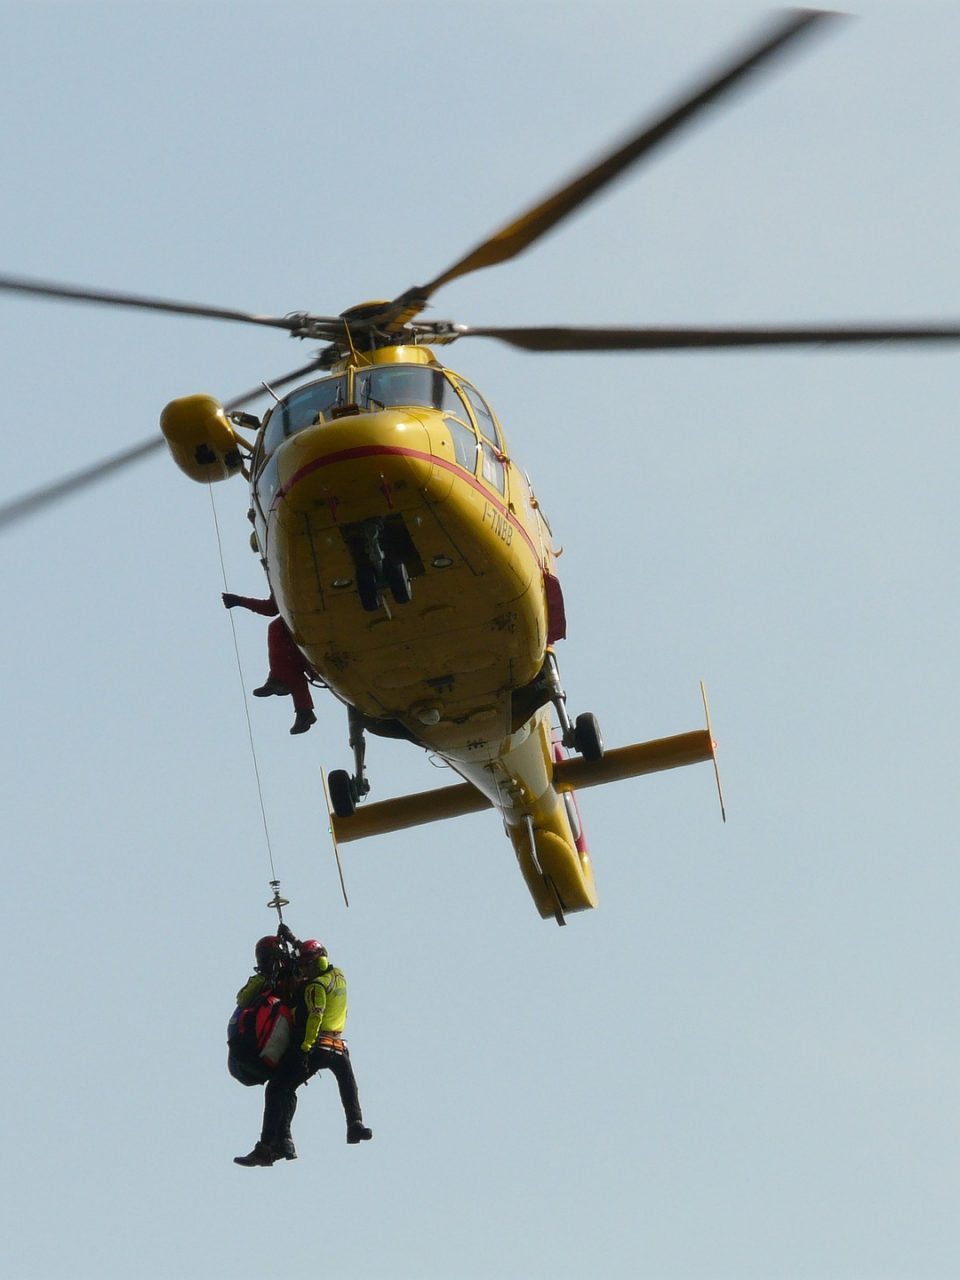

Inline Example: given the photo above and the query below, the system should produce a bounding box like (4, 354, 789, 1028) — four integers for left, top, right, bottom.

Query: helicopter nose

(272, 410, 445, 513)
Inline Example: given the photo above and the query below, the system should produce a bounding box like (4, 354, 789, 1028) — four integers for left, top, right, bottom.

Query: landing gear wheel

(573, 712, 604, 761)
(384, 558, 412, 605)
(357, 565, 380, 613)
(328, 769, 356, 818)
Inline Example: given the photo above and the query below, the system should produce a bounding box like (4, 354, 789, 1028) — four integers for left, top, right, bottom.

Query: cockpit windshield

(262, 375, 346, 455)
(355, 365, 464, 414)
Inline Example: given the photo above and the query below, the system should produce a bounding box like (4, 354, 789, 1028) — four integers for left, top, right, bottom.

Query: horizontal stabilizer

(552, 729, 715, 792)
(324, 728, 716, 845)
(327, 777, 492, 845)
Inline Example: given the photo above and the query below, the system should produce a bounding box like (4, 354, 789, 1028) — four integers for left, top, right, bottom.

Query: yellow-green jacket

(236, 973, 268, 1008)
(301, 965, 348, 1052)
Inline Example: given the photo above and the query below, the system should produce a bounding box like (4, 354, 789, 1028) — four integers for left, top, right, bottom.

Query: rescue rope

(207, 487, 280, 887)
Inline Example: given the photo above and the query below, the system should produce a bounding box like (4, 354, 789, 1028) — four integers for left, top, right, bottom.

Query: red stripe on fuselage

(274, 443, 541, 563)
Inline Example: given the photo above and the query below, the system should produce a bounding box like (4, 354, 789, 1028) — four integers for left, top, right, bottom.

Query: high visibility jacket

(301, 965, 348, 1052)
(236, 973, 268, 1008)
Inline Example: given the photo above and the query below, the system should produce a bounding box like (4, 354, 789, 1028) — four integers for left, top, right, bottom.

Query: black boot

(346, 1121, 373, 1144)
(254, 677, 289, 698)
(233, 1141, 277, 1167)
(290, 709, 317, 735)
(271, 1086, 298, 1160)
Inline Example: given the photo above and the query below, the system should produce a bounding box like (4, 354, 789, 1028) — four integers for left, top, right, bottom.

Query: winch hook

(267, 880, 289, 927)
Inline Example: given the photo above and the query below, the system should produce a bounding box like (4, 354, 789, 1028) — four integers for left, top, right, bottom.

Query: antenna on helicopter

(261, 381, 282, 403)
(700, 681, 726, 824)
(320, 769, 350, 909)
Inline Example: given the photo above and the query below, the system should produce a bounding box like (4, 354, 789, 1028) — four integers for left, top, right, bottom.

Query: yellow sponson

(160, 394, 243, 483)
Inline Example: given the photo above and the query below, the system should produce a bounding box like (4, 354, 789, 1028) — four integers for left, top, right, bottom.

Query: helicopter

(3, 8, 960, 925)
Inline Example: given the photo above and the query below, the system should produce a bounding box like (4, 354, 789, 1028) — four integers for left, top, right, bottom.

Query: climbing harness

(314, 1033, 347, 1054)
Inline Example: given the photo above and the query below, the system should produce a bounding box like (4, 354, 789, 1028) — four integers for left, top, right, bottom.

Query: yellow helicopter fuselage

(250, 345, 593, 919)
(260, 347, 554, 757)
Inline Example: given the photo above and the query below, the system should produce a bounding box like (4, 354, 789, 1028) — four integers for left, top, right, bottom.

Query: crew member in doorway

(234, 925, 373, 1166)
(222, 591, 317, 734)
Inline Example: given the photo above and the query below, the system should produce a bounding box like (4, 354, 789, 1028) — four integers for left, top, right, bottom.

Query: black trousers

(261, 1045, 364, 1145)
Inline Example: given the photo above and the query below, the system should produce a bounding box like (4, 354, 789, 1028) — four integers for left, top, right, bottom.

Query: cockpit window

(354, 365, 450, 412)
(438, 376, 478, 473)
(458, 382, 501, 447)
(262, 376, 346, 456)
(440, 377, 470, 418)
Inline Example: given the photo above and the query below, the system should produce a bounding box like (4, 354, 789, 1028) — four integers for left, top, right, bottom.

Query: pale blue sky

(2, 3, 959, 1278)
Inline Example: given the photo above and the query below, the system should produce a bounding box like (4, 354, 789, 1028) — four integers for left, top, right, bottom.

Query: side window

(441, 377, 470, 419)
(459, 383, 502, 448)
(255, 450, 282, 514)
(449, 418, 479, 472)
(480, 441, 506, 495)
(261, 410, 285, 460)
(440, 376, 478, 473)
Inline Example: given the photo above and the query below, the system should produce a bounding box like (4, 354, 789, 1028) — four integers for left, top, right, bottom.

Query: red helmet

(255, 935, 282, 971)
(298, 939, 329, 975)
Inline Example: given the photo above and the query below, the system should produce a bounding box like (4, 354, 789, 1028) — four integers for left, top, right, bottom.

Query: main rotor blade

(0, 272, 331, 334)
(460, 323, 960, 352)
(390, 7, 840, 321)
(0, 435, 166, 530)
(0, 358, 322, 531)
(223, 357, 325, 410)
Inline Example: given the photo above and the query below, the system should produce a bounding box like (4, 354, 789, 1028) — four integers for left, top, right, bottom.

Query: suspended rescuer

(221, 590, 317, 734)
(227, 935, 297, 1088)
(234, 925, 373, 1166)
(236, 934, 287, 1007)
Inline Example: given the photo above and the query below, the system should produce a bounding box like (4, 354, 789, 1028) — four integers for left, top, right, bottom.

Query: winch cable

(208, 486, 280, 892)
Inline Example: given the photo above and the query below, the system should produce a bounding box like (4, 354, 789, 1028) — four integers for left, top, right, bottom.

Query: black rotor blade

(387, 8, 840, 323)
(460, 322, 960, 352)
(0, 272, 335, 335)
(0, 435, 166, 531)
(0, 358, 322, 532)
(223, 357, 325, 410)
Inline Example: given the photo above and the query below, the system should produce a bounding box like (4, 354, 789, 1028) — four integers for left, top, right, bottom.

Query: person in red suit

(222, 591, 317, 734)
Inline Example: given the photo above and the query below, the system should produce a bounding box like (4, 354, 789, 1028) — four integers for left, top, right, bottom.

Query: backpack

(227, 992, 294, 1086)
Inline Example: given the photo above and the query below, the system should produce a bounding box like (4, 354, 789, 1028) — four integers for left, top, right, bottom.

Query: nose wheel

(384, 557, 412, 605)
(356, 519, 413, 612)
(543, 651, 604, 761)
